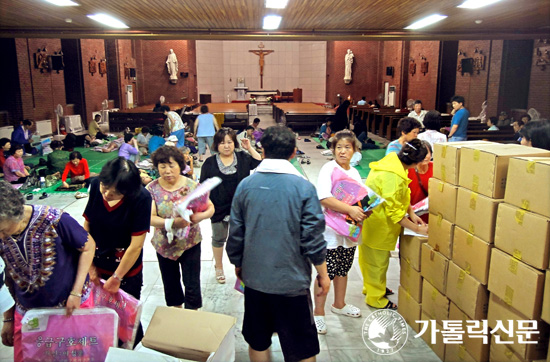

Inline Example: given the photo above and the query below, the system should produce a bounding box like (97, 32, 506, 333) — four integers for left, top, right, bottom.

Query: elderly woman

(386, 117, 422, 155)
(199, 128, 262, 283)
(2, 145, 29, 184)
(0, 180, 95, 361)
(358, 139, 429, 310)
(146, 146, 214, 309)
(520, 119, 550, 150)
(83, 157, 152, 347)
(162, 105, 186, 148)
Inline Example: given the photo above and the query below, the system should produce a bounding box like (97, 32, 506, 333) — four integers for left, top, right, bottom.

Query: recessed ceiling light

(44, 0, 79, 6)
(457, 0, 502, 9)
(265, 0, 288, 9)
(263, 15, 282, 30)
(65, 18, 73, 23)
(404, 14, 447, 30)
(87, 13, 129, 29)
(475, 19, 483, 24)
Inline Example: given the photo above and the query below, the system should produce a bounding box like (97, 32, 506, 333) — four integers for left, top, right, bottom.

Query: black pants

(10, 177, 27, 184)
(156, 242, 202, 309)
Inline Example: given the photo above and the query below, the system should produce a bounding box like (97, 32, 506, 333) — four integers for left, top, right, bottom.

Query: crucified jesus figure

(249, 46, 274, 88)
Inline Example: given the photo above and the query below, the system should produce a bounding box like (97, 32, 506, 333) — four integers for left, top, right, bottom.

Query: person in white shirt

(417, 110, 447, 148)
(357, 97, 367, 106)
(136, 126, 152, 155)
(407, 100, 428, 127)
(487, 117, 499, 131)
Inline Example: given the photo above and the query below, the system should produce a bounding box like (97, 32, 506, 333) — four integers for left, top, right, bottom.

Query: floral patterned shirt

(146, 177, 202, 260)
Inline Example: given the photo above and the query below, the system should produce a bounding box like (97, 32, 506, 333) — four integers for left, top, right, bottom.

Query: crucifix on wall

(249, 42, 274, 89)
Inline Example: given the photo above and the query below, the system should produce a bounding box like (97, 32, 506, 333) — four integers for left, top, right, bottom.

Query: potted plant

(266, 96, 273, 105)
(249, 97, 256, 104)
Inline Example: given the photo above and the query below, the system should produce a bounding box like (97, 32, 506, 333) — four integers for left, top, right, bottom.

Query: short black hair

(10, 144, 23, 153)
(94, 114, 101, 120)
(451, 95, 465, 105)
(245, 125, 255, 131)
(152, 145, 186, 170)
(488, 117, 498, 125)
(423, 111, 441, 131)
(514, 119, 525, 127)
(141, 126, 150, 134)
(69, 151, 82, 160)
(398, 138, 428, 165)
(397, 117, 422, 134)
(414, 100, 422, 105)
(200, 105, 209, 113)
(151, 127, 164, 136)
(0, 138, 10, 148)
(253, 118, 260, 124)
(521, 114, 531, 122)
(124, 133, 134, 143)
(361, 97, 366, 100)
(99, 157, 142, 199)
(261, 126, 296, 160)
(212, 128, 239, 152)
(50, 140, 63, 149)
(160, 105, 171, 113)
(23, 119, 33, 127)
(519, 119, 550, 151)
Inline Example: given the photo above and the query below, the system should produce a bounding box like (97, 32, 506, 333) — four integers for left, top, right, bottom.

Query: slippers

(26, 193, 33, 200)
(215, 268, 226, 284)
(331, 304, 362, 318)
(75, 192, 88, 199)
(385, 287, 394, 296)
(381, 301, 398, 310)
(314, 316, 327, 334)
(39, 192, 48, 200)
(307, 159, 311, 165)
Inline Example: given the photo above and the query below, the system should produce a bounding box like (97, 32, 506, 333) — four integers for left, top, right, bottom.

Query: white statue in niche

(344, 49, 354, 84)
(166, 49, 178, 84)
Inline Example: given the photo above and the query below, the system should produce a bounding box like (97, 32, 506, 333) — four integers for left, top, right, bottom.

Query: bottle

(40, 177, 46, 188)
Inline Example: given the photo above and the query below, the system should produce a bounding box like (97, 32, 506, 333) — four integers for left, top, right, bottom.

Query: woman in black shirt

(199, 128, 262, 283)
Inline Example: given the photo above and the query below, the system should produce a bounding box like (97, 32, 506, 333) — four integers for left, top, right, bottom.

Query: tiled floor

(0, 114, 441, 361)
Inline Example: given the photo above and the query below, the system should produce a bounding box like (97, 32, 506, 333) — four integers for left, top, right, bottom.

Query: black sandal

(26, 193, 33, 200)
(39, 192, 48, 200)
(382, 301, 398, 310)
(385, 287, 394, 296)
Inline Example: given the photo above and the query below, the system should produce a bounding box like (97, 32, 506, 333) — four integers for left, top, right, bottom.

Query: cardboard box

(445, 344, 477, 362)
(400, 258, 423, 303)
(504, 157, 550, 218)
(419, 311, 446, 361)
(488, 248, 545, 319)
(452, 226, 492, 285)
(489, 336, 525, 362)
(428, 179, 458, 223)
(449, 303, 489, 362)
(428, 214, 454, 259)
(400, 234, 428, 272)
(433, 141, 493, 185)
(487, 293, 550, 361)
(494, 202, 550, 270)
(105, 347, 183, 362)
(458, 143, 550, 199)
(446, 262, 488, 320)
(421, 243, 449, 294)
(142, 307, 236, 362)
(455, 187, 502, 243)
(543, 270, 550, 324)
(397, 286, 422, 333)
(421, 279, 450, 322)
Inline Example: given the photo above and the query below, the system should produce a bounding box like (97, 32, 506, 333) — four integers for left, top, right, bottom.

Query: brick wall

(381, 41, 404, 108)
(485, 40, 503, 118)
(136, 40, 197, 106)
(407, 41, 440, 110)
(117, 40, 136, 110)
(528, 40, 550, 119)
(80, 39, 108, 124)
(15, 38, 66, 131)
(326, 41, 382, 106)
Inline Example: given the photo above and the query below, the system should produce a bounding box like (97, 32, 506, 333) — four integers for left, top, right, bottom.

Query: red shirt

(62, 158, 90, 182)
(408, 162, 433, 223)
(0, 151, 5, 169)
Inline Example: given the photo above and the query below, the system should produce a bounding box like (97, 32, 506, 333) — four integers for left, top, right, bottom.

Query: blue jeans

(170, 129, 186, 148)
(448, 136, 467, 142)
(198, 136, 214, 155)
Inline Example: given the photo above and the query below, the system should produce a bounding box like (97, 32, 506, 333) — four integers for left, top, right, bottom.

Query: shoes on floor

(215, 268, 226, 284)
(331, 304, 361, 318)
(75, 191, 88, 199)
(314, 316, 327, 335)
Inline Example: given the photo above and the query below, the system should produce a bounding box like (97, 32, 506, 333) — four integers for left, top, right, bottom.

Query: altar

(247, 90, 277, 104)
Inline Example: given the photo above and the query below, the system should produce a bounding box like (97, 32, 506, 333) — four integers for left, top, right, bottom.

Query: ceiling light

(263, 15, 282, 30)
(44, 0, 79, 6)
(404, 14, 447, 30)
(457, 0, 502, 9)
(87, 13, 129, 29)
(265, 0, 288, 9)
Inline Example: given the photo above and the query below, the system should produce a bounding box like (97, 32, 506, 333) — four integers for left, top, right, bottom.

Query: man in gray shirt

(227, 126, 330, 362)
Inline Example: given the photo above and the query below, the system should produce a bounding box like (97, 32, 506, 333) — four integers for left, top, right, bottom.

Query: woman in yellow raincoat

(359, 138, 429, 309)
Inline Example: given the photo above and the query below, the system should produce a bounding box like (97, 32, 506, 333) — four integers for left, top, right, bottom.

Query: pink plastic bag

(324, 168, 370, 242)
(91, 280, 142, 349)
(21, 307, 118, 362)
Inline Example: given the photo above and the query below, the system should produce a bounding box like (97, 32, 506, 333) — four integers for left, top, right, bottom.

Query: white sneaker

(314, 316, 327, 335)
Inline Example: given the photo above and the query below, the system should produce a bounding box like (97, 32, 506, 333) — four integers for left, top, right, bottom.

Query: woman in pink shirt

(2, 144, 28, 184)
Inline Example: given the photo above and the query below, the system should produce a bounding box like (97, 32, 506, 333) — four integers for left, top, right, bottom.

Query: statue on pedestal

(166, 49, 178, 84)
(344, 49, 354, 84)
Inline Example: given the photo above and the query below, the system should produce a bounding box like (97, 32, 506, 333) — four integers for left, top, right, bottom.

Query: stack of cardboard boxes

(399, 141, 550, 362)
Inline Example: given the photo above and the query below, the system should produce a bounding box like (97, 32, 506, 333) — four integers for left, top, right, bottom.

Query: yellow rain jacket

(362, 152, 411, 250)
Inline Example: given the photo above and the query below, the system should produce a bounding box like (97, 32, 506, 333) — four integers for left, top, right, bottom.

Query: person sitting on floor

(148, 128, 166, 154)
(46, 140, 69, 175)
(236, 126, 257, 154)
(2, 144, 29, 184)
(487, 117, 499, 131)
(386, 117, 422, 155)
(319, 120, 332, 140)
(137, 126, 152, 155)
(417, 110, 447, 148)
(0, 138, 11, 170)
(85, 114, 107, 146)
(62, 151, 92, 189)
(119, 133, 140, 163)
(11, 119, 34, 155)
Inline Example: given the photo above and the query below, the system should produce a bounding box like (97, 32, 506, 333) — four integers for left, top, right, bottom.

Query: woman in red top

(62, 151, 92, 188)
(407, 140, 433, 224)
